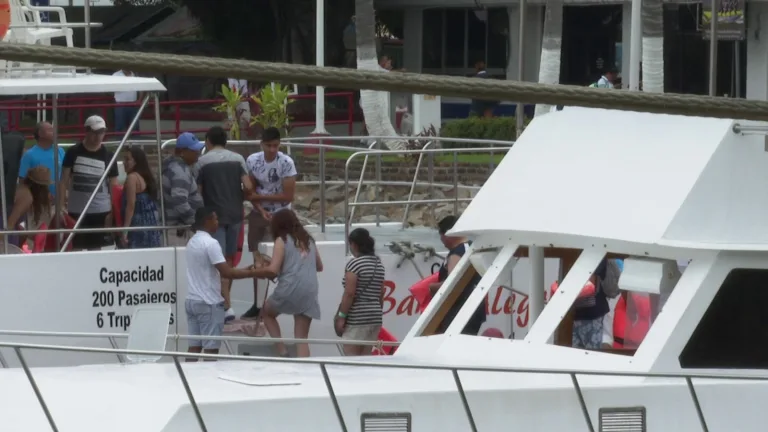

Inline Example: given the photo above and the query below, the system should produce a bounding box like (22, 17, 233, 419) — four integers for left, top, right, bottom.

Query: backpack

(601, 259, 622, 299)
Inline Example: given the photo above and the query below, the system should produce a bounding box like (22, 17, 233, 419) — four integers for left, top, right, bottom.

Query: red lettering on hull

(382, 281, 534, 327)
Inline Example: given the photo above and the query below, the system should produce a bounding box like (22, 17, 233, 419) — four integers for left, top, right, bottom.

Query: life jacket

(612, 293, 652, 349)
(372, 327, 398, 356)
(410, 272, 440, 313)
(549, 280, 596, 300)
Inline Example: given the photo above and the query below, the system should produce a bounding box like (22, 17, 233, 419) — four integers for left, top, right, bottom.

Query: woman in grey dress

(252, 209, 323, 357)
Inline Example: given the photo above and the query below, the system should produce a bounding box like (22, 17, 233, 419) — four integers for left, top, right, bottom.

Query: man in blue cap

(162, 132, 205, 247)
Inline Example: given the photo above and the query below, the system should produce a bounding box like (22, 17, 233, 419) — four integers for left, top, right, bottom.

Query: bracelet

(337, 311, 347, 318)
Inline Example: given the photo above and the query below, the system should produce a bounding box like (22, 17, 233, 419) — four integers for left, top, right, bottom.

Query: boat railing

(160, 136, 513, 235)
(0, 137, 508, 252)
(0, 329, 399, 368)
(2, 340, 752, 432)
(343, 146, 506, 253)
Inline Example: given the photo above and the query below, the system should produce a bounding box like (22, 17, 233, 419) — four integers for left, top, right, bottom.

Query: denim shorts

(185, 299, 226, 350)
(212, 222, 241, 257)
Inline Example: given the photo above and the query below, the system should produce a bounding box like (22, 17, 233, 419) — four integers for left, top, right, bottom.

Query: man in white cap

(59, 115, 119, 250)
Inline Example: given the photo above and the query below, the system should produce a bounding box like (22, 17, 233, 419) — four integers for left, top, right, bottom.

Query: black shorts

(68, 212, 114, 250)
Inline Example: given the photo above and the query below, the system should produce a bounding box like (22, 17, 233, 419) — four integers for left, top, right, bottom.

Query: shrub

(440, 116, 519, 148)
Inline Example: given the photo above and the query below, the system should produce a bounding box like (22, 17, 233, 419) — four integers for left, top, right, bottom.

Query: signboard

(701, 0, 745, 40)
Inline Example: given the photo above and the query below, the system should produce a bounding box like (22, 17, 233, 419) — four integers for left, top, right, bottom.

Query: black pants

(68, 212, 113, 250)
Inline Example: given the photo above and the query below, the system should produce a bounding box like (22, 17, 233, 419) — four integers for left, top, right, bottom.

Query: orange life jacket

(613, 293, 652, 349)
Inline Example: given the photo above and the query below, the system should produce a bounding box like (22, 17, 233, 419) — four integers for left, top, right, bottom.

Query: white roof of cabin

(451, 108, 768, 250)
(0, 73, 166, 95)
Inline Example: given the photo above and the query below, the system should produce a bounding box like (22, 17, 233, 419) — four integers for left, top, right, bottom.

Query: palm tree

(641, 0, 664, 93)
(354, 0, 404, 150)
(534, 0, 564, 117)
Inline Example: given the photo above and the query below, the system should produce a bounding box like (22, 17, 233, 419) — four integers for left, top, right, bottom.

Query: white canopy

(452, 107, 768, 250)
(0, 73, 166, 96)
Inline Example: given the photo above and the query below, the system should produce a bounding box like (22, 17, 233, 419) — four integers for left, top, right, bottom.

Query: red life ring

(0, 0, 10, 41)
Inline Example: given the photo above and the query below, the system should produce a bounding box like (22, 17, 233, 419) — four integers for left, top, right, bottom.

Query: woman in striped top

(335, 228, 386, 355)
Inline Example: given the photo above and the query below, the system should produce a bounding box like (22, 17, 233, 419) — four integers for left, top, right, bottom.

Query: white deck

(1, 337, 764, 431)
(0, 72, 166, 95)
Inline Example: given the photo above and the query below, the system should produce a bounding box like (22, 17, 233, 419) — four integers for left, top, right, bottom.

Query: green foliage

(440, 117, 521, 148)
(212, 84, 244, 140)
(250, 84, 295, 137)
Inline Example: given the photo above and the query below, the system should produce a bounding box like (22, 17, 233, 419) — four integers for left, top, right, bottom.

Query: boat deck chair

(125, 305, 172, 364)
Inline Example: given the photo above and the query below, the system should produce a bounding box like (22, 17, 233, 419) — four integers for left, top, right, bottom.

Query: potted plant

(250, 83, 294, 140)
(212, 84, 245, 140)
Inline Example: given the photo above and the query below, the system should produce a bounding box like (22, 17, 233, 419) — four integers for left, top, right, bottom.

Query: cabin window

(679, 269, 768, 369)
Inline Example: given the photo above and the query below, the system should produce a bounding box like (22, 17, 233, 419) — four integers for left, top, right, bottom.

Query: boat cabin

(397, 106, 768, 375)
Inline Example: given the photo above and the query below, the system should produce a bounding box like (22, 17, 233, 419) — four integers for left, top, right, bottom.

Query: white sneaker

(225, 308, 236, 323)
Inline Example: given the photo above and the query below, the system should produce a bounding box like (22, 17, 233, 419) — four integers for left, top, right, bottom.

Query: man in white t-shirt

(112, 69, 141, 133)
(185, 207, 259, 359)
(227, 76, 252, 134)
(240, 127, 297, 319)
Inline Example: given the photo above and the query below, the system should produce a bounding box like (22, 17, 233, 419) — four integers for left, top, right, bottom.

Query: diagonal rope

(1, 43, 767, 121)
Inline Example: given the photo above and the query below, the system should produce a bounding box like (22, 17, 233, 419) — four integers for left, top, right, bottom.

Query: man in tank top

(429, 215, 487, 335)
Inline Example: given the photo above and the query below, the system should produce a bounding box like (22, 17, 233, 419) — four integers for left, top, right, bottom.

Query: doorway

(560, 5, 623, 86)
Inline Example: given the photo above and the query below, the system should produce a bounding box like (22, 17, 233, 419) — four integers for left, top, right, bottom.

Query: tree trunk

(534, 0, 564, 117)
(354, 0, 404, 150)
(642, 0, 664, 93)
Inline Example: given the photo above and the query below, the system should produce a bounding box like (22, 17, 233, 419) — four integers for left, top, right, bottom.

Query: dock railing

(0, 339, 750, 432)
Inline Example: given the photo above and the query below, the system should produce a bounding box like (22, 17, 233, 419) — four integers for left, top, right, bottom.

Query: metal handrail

(159, 136, 510, 233)
(0, 329, 399, 368)
(343, 147, 510, 252)
(0, 224, 189, 237)
(348, 140, 380, 224)
(3, 341, 753, 432)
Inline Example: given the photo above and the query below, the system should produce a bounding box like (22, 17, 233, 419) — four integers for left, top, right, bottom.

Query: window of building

(421, 7, 509, 76)
(679, 269, 768, 369)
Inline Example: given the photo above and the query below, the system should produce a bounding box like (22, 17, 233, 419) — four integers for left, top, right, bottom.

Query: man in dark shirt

(196, 126, 253, 321)
(429, 215, 487, 335)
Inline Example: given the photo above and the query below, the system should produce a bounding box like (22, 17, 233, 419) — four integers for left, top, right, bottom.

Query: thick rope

(1, 43, 768, 121)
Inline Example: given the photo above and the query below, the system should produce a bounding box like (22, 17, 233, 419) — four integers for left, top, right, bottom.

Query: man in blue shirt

(19, 121, 64, 197)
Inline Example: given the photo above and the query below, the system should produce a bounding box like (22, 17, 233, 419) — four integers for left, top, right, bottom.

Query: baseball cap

(177, 132, 205, 152)
(84, 115, 107, 131)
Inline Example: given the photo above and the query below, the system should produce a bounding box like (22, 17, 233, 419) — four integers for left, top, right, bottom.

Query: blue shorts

(212, 222, 241, 258)
(185, 299, 225, 350)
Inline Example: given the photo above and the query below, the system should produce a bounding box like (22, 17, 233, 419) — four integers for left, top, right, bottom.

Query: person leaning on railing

(161, 132, 205, 247)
